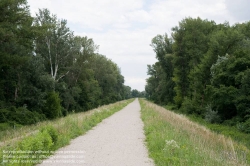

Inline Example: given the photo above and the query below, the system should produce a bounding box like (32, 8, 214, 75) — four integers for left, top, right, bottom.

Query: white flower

(163, 139, 180, 151)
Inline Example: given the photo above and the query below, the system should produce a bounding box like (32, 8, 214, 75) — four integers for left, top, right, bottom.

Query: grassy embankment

(140, 99, 249, 166)
(0, 99, 134, 166)
(165, 105, 250, 151)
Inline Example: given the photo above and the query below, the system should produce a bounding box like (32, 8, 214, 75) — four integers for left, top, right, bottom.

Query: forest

(0, 0, 142, 128)
(146, 17, 250, 133)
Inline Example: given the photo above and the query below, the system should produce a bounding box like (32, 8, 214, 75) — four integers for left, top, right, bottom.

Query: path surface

(38, 99, 154, 166)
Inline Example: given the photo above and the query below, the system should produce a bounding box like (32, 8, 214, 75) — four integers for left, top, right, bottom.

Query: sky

(27, 0, 250, 91)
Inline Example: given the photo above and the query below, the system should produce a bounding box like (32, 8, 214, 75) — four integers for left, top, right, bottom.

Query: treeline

(146, 17, 250, 133)
(0, 0, 133, 127)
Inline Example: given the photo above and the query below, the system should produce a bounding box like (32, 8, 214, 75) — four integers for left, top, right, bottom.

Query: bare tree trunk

(46, 37, 54, 80)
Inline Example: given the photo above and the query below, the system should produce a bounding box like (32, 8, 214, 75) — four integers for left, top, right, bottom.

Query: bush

(0, 123, 10, 131)
(237, 118, 250, 133)
(40, 125, 58, 145)
(44, 91, 62, 119)
(19, 130, 53, 151)
(0, 107, 46, 126)
(179, 98, 199, 115)
(61, 107, 68, 117)
(33, 111, 47, 122)
(0, 108, 9, 123)
(205, 104, 221, 123)
(14, 107, 37, 125)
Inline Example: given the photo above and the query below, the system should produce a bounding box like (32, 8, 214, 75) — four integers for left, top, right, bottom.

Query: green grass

(140, 99, 249, 166)
(0, 99, 134, 166)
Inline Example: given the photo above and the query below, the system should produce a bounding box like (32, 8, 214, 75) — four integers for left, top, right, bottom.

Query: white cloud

(27, 0, 250, 91)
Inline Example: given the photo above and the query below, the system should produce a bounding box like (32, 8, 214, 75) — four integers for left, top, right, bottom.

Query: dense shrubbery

(44, 92, 62, 119)
(0, 107, 46, 126)
(146, 18, 250, 133)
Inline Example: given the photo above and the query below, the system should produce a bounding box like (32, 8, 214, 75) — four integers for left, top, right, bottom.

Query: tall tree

(34, 9, 74, 82)
(189, 23, 244, 114)
(171, 17, 215, 107)
(0, 0, 34, 106)
(150, 34, 175, 103)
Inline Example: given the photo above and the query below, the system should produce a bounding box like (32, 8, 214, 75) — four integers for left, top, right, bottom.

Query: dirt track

(38, 99, 154, 166)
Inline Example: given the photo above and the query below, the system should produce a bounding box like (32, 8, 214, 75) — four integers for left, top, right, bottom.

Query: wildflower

(163, 139, 180, 152)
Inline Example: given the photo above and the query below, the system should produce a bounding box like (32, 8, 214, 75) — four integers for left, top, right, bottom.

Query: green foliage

(146, 17, 250, 135)
(171, 17, 216, 106)
(131, 89, 145, 98)
(44, 91, 61, 119)
(19, 130, 53, 151)
(40, 125, 58, 145)
(0, 123, 11, 131)
(204, 104, 221, 123)
(0, 1, 132, 130)
(0, 108, 9, 123)
(0, 0, 34, 107)
(237, 119, 250, 134)
(146, 35, 175, 104)
(0, 107, 46, 127)
(179, 97, 200, 115)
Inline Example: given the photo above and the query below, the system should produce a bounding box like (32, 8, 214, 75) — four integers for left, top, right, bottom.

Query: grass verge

(164, 104, 250, 152)
(0, 99, 134, 166)
(140, 99, 249, 166)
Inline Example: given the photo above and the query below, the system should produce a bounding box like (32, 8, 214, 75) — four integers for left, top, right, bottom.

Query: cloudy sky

(27, 0, 249, 91)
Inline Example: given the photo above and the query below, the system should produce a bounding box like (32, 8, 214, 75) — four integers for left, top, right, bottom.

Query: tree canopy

(0, 0, 135, 127)
(146, 17, 250, 133)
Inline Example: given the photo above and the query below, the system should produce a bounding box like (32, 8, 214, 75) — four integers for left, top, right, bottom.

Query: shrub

(61, 107, 68, 117)
(44, 91, 62, 119)
(0, 107, 46, 126)
(0, 123, 10, 131)
(0, 108, 9, 123)
(237, 118, 250, 133)
(179, 97, 199, 115)
(14, 107, 37, 125)
(19, 130, 53, 151)
(40, 125, 58, 145)
(205, 104, 221, 123)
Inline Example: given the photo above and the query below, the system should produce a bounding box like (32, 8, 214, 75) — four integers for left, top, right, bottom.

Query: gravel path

(38, 99, 154, 166)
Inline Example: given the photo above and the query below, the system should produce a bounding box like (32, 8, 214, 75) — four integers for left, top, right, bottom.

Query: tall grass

(0, 99, 134, 166)
(165, 105, 250, 150)
(140, 99, 249, 166)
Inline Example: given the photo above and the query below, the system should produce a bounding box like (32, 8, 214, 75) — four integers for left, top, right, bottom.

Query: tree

(150, 34, 175, 104)
(171, 17, 216, 107)
(187, 23, 243, 115)
(146, 17, 250, 130)
(0, 3, 133, 127)
(34, 9, 74, 82)
(123, 86, 132, 99)
(0, 0, 34, 105)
